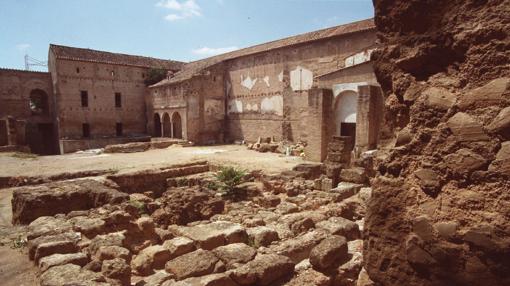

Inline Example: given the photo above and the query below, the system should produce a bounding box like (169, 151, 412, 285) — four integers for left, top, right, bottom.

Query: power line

(24, 54, 47, 71)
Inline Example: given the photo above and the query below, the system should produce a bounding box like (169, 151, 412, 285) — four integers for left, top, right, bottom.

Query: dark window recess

(76, 67, 80, 74)
(82, 123, 90, 138)
(116, 123, 123, 136)
(115, 93, 122, 107)
(340, 122, 356, 148)
(80, 91, 88, 107)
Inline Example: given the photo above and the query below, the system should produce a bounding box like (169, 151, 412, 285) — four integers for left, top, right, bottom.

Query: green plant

(129, 199, 147, 215)
(215, 166, 246, 197)
(10, 152, 38, 159)
(11, 236, 27, 249)
(144, 68, 168, 86)
(205, 181, 219, 191)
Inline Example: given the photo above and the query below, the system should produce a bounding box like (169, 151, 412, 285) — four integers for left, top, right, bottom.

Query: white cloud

(156, 0, 201, 21)
(192, 46, 239, 56)
(16, 44, 30, 51)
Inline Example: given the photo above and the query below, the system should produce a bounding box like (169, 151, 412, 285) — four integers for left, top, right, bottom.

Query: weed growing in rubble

(215, 166, 246, 198)
(11, 236, 27, 249)
(129, 199, 147, 215)
(10, 152, 38, 159)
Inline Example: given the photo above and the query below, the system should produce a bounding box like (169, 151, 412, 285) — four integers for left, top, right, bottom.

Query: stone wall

(225, 31, 377, 145)
(0, 68, 57, 154)
(48, 56, 149, 140)
(364, 0, 510, 285)
(149, 64, 225, 144)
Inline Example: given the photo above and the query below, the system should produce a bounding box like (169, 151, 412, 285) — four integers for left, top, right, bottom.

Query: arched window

(334, 90, 358, 142)
(153, 113, 162, 137)
(172, 112, 182, 139)
(29, 89, 49, 115)
(162, 113, 171, 137)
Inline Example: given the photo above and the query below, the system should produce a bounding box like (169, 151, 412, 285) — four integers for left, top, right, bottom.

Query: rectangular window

(115, 92, 122, 108)
(80, 91, 88, 107)
(82, 123, 90, 138)
(116, 123, 123, 137)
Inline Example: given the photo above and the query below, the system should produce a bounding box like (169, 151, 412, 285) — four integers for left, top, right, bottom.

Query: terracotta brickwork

(0, 68, 56, 154)
(149, 19, 382, 161)
(48, 45, 183, 153)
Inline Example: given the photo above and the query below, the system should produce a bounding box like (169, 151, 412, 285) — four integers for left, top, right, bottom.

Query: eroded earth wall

(364, 0, 510, 285)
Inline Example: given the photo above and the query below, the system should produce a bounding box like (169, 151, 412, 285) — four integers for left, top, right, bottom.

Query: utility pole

(24, 54, 47, 71)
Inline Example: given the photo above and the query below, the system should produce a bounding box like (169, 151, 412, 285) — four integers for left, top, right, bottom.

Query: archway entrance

(153, 113, 162, 137)
(29, 89, 49, 115)
(162, 113, 171, 137)
(172, 112, 182, 139)
(334, 90, 358, 145)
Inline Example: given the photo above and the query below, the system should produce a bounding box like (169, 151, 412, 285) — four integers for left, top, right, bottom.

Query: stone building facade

(1, 18, 383, 161)
(149, 18, 383, 161)
(0, 69, 56, 154)
(48, 45, 184, 153)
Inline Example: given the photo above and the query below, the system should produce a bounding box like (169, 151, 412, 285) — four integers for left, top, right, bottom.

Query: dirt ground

(0, 186, 38, 286)
(0, 145, 306, 177)
(0, 145, 308, 286)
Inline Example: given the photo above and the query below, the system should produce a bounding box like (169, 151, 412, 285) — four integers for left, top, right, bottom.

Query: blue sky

(0, 0, 374, 71)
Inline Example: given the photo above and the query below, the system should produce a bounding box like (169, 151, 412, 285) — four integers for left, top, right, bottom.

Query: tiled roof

(152, 18, 375, 87)
(0, 67, 50, 74)
(50, 44, 185, 70)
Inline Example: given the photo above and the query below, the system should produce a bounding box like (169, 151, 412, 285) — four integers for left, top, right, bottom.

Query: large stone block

(11, 179, 128, 225)
(458, 77, 510, 110)
(446, 112, 489, 142)
(489, 141, 510, 176)
(423, 86, 456, 110)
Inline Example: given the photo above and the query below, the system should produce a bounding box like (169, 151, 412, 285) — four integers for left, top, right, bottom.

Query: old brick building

(1, 18, 383, 161)
(0, 69, 56, 154)
(0, 46, 183, 154)
(149, 18, 382, 161)
(48, 45, 184, 153)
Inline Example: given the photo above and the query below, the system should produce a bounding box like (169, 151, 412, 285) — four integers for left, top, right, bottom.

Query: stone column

(355, 85, 383, 155)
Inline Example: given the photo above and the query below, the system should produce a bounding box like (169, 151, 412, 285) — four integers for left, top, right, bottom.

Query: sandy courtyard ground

(0, 144, 307, 178)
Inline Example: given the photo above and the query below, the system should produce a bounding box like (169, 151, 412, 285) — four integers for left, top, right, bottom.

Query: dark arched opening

(162, 113, 171, 137)
(172, 112, 182, 139)
(153, 113, 162, 137)
(29, 89, 49, 115)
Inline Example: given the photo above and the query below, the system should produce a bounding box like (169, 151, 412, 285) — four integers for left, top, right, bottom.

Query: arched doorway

(29, 89, 49, 115)
(334, 90, 358, 143)
(153, 113, 162, 137)
(162, 113, 171, 137)
(172, 112, 182, 139)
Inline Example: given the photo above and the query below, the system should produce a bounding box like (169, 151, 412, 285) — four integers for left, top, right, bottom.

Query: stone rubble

(12, 161, 374, 285)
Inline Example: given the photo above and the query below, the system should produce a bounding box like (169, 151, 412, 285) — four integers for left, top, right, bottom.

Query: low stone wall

(103, 139, 188, 154)
(107, 161, 210, 195)
(11, 178, 129, 225)
(60, 135, 151, 154)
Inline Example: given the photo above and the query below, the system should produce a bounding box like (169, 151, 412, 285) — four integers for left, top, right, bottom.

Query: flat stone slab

(11, 179, 128, 225)
(170, 221, 247, 250)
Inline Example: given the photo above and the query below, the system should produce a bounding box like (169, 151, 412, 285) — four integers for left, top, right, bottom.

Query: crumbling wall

(226, 31, 376, 146)
(364, 0, 510, 285)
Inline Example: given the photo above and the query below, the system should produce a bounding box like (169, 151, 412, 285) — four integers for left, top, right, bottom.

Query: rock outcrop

(365, 0, 510, 285)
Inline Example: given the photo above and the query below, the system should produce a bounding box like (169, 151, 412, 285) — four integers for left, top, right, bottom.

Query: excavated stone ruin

(364, 0, 510, 285)
(11, 161, 374, 286)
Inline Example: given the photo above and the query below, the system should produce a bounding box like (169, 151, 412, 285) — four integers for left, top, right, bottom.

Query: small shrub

(144, 68, 167, 86)
(129, 199, 147, 215)
(215, 166, 246, 198)
(205, 181, 220, 191)
(11, 236, 27, 249)
(10, 152, 38, 159)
